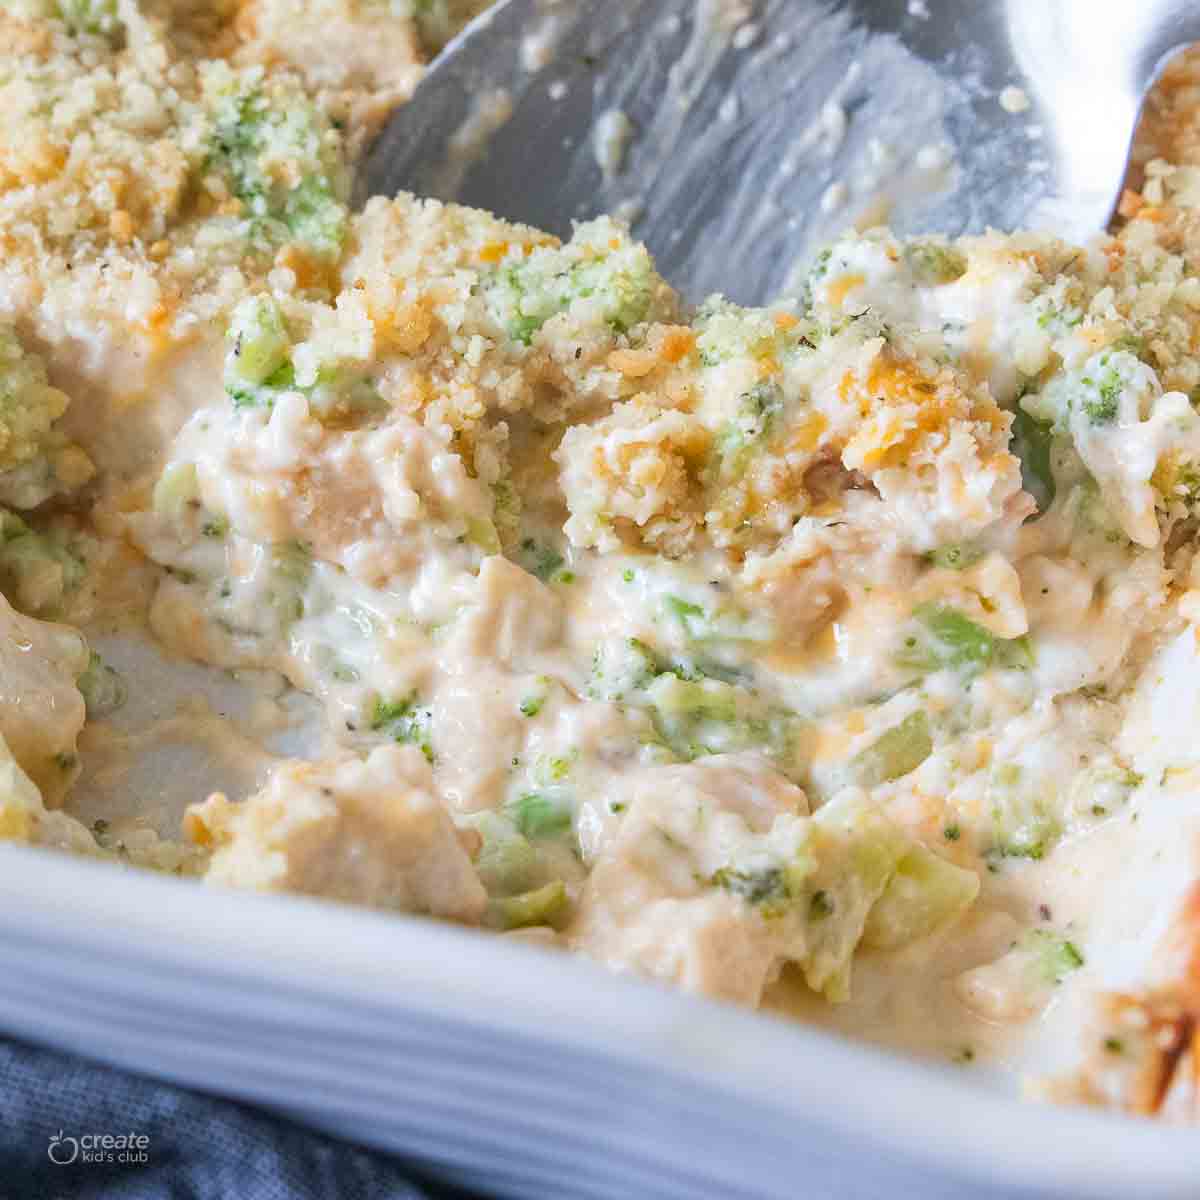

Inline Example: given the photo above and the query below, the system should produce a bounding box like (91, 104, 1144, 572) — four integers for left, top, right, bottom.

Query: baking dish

(1, 844, 1195, 1200)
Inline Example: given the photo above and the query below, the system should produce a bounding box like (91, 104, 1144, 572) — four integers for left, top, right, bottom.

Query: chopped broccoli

(504, 791, 572, 839)
(222, 294, 379, 421)
(467, 811, 541, 897)
(0, 507, 86, 618)
(57, 0, 119, 36)
(985, 764, 1061, 864)
(715, 381, 784, 471)
(1070, 762, 1141, 819)
(1022, 928, 1085, 985)
(808, 246, 833, 282)
(925, 543, 984, 570)
(903, 240, 968, 285)
(644, 673, 796, 764)
(152, 462, 200, 520)
(1010, 406, 1056, 513)
(225, 295, 291, 404)
(369, 692, 434, 762)
(693, 296, 798, 366)
(1033, 297, 1084, 333)
(76, 651, 126, 718)
(710, 864, 795, 911)
(995, 634, 1035, 670)
(797, 793, 912, 1001)
(589, 635, 794, 765)
(0, 324, 90, 511)
(848, 710, 933, 789)
(1079, 362, 1122, 425)
(265, 540, 312, 627)
(532, 752, 574, 785)
(588, 637, 661, 701)
(660, 592, 766, 647)
(204, 68, 348, 258)
(486, 880, 568, 931)
(896, 604, 996, 674)
(483, 217, 663, 345)
(663, 593, 707, 636)
(862, 844, 979, 950)
(517, 538, 567, 582)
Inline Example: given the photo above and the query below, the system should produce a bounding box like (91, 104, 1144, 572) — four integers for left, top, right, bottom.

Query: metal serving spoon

(363, 0, 1200, 306)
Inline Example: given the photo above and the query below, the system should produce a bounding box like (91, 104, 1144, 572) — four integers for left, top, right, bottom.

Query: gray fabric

(0, 1036, 486, 1200)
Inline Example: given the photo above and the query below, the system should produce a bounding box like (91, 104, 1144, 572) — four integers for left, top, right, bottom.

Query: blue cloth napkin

(0, 1036, 488, 1200)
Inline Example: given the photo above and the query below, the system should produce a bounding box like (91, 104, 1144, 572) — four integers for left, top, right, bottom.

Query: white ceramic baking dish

(1, 844, 1195, 1199)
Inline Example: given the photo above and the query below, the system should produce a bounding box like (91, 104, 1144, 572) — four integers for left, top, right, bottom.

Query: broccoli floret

(204, 67, 348, 259)
(225, 295, 292, 406)
(903, 240, 968, 285)
(0, 507, 86, 618)
(849, 710, 933, 789)
(1065, 477, 1127, 545)
(56, 0, 118, 35)
(0, 325, 92, 511)
(588, 637, 661, 701)
(1010, 405, 1056, 513)
(896, 605, 995, 674)
(692, 297, 802, 366)
(485, 880, 567, 931)
(590, 635, 794, 765)
(1033, 297, 1084, 333)
(483, 217, 664, 345)
(369, 692, 434, 762)
(663, 593, 707, 636)
(265, 540, 312, 626)
(644, 673, 796, 763)
(76, 651, 126, 719)
(862, 844, 980, 950)
(222, 294, 380, 421)
(1079, 363, 1122, 425)
(1068, 762, 1141, 819)
(516, 676, 553, 719)
(466, 811, 541, 896)
(925, 542, 985, 570)
(984, 764, 1062, 865)
(1021, 928, 1085, 984)
(709, 865, 794, 910)
(715, 380, 784, 472)
(517, 537, 567, 582)
(503, 791, 572, 839)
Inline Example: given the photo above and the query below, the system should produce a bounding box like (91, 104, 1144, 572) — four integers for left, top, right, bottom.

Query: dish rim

(1, 843, 1196, 1196)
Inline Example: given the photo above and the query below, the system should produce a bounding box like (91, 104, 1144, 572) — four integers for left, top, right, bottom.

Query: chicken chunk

(568, 754, 948, 1006)
(185, 744, 487, 922)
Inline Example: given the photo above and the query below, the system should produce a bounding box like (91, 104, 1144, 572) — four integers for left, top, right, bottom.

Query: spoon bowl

(364, 0, 1200, 305)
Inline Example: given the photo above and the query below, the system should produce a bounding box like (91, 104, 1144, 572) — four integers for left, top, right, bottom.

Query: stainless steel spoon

(363, 0, 1200, 305)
